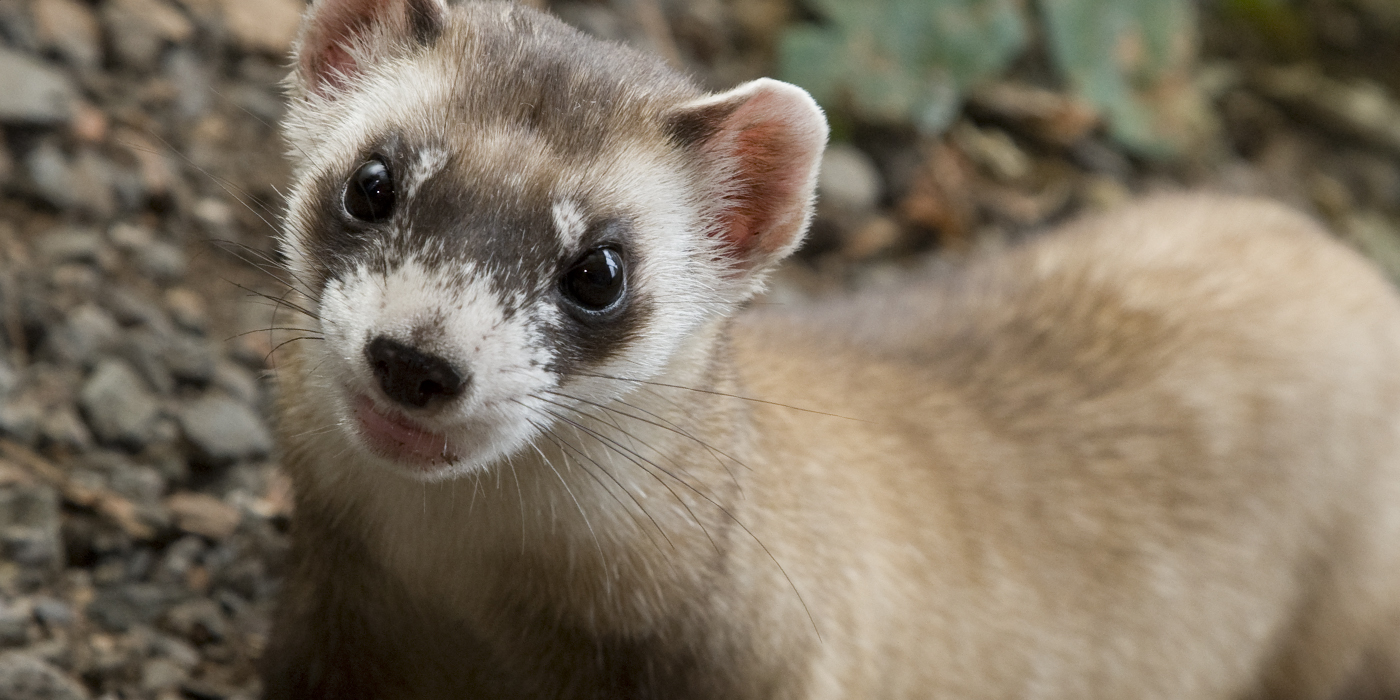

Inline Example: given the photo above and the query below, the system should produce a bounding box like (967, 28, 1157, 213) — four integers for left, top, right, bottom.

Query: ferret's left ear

(666, 79, 829, 273)
(292, 0, 448, 97)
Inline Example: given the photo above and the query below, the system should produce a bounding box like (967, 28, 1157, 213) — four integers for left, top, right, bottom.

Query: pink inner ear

(301, 0, 377, 95)
(690, 82, 826, 268)
(314, 42, 357, 93)
(719, 113, 809, 258)
(298, 0, 444, 96)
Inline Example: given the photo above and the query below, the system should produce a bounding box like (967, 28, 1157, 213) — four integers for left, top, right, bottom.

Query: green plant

(778, 0, 1206, 158)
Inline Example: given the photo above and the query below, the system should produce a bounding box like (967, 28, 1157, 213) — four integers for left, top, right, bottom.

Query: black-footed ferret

(263, 0, 1400, 698)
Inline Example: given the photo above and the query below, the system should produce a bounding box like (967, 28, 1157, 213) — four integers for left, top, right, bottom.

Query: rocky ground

(0, 0, 1397, 698)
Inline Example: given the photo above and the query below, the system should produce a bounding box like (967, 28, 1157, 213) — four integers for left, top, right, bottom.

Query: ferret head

(279, 0, 827, 480)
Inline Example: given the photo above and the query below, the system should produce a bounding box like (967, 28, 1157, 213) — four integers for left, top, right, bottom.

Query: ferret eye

(343, 158, 396, 222)
(561, 246, 626, 312)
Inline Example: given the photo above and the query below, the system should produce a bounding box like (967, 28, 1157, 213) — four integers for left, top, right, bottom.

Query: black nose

(366, 336, 468, 409)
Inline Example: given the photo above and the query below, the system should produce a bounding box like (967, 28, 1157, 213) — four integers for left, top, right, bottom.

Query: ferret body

(264, 1, 1400, 698)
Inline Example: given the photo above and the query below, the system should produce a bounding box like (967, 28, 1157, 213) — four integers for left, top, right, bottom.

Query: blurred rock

(0, 48, 74, 124)
(31, 0, 102, 70)
(0, 652, 90, 700)
(950, 122, 1031, 183)
(24, 142, 76, 210)
(165, 334, 215, 385)
(1253, 65, 1400, 156)
(819, 144, 884, 213)
(37, 227, 105, 266)
(31, 598, 72, 627)
(86, 582, 176, 632)
(46, 305, 121, 367)
(967, 81, 1101, 147)
(0, 483, 62, 569)
(841, 216, 903, 260)
(212, 362, 258, 406)
(102, 0, 194, 72)
(177, 395, 271, 467)
(218, 0, 303, 54)
(162, 596, 227, 643)
(141, 657, 188, 692)
(164, 47, 211, 119)
(108, 222, 155, 251)
(166, 492, 239, 539)
(164, 288, 206, 333)
(137, 241, 188, 283)
(0, 599, 30, 646)
(68, 149, 118, 219)
(40, 406, 92, 451)
(79, 359, 160, 448)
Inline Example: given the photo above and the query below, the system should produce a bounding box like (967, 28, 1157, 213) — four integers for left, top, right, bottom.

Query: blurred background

(0, 0, 1397, 697)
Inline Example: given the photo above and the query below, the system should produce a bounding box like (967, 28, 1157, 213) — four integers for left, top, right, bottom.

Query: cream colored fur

(270, 193, 1400, 699)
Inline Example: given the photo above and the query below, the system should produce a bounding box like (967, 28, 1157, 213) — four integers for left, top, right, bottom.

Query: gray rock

(101, 0, 192, 72)
(103, 287, 173, 332)
(46, 304, 121, 366)
(0, 48, 74, 124)
(818, 144, 884, 213)
(165, 334, 215, 385)
(153, 535, 204, 584)
(108, 222, 155, 250)
(85, 582, 176, 632)
(36, 226, 104, 265)
(0, 600, 30, 646)
(68, 149, 117, 218)
(39, 407, 92, 451)
(140, 657, 187, 692)
(79, 359, 160, 448)
(121, 330, 176, 395)
(178, 395, 273, 467)
(32, 0, 103, 71)
(24, 142, 75, 209)
(213, 362, 260, 406)
(0, 358, 18, 398)
(0, 484, 63, 569)
(150, 632, 199, 668)
(162, 597, 226, 643)
(164, 47, 210, 119)
(135, 240, 187, 282)
(0, 398, 45, 445)
(108, 463, 166, 505)
(0, 652, 90, 700)
(31, 598, 72, 627)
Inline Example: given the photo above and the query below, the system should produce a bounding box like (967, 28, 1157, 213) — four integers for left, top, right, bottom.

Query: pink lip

(352, 394, 458, 469)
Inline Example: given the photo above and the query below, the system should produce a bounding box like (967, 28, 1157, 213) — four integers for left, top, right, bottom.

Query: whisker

(530, 401, 822, 641)
(514, 401, 675, 550)
(523, 436, 606, 566)
(549, 389, 751, 490)
(574, 370, 869, 423)
(534, 403, 721, 556)
(532, 394, 724, 503)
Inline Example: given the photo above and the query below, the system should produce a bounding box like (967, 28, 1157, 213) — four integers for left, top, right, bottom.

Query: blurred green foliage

(778, 0, 1205, 158)
(779, 0, 1026, 134)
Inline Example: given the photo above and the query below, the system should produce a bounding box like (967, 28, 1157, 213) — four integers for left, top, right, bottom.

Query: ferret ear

(292, 0, 448, 96)
(666, 78, 829, 273)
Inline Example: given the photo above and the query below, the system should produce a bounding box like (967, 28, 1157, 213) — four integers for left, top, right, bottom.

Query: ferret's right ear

(665, 79, 829, 275)
(292, 0, 448, 96)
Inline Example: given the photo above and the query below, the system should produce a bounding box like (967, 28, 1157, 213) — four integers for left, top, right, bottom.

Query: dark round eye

(343, 158, 396, 222)
(561, 246, 626, 312)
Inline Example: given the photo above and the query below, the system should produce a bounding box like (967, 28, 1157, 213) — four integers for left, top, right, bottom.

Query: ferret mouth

(351, 394, 461, 471)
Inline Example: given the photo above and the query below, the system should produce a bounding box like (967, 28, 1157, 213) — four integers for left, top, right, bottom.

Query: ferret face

(278, 0, 826, 479)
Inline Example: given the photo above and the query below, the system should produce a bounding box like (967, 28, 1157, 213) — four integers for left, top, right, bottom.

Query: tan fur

(268, 193, 1400, 699)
